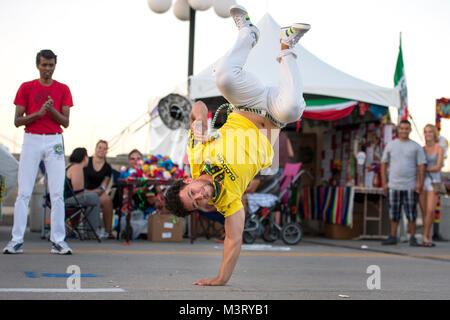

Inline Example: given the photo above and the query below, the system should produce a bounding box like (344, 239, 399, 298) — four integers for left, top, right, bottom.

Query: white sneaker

(280, 23, 311, 48)
(230, 5, 260, 44)
(96, 229, 108, 240)
(3, 241, 24, 254)
(51, 241, 72, 255)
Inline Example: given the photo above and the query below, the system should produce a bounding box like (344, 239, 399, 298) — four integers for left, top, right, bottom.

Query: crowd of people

(1, 27, 447, 257)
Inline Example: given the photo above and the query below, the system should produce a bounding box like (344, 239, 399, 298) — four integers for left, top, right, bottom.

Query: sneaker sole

(3, 249, 24, 254)
(291, 23, 311, 31)
(51, 249, 72, 255)
(229, 4, 248, 16)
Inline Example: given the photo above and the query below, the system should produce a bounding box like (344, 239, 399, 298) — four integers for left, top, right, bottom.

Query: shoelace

(234, 14, 251, 29)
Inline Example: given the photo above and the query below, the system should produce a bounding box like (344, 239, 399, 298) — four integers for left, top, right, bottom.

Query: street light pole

(187, 7, 196, 96)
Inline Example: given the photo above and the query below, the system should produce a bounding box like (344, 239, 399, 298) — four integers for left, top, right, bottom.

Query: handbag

(428, 172, 447, 195)
(432, 182, 447, 195)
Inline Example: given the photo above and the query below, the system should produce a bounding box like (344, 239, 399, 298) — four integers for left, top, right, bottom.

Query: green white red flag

(394, 33, 408, 121)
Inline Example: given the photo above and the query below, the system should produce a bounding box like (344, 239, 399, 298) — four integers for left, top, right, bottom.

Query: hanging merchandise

(356, 149, 366, 187)
(369, 104, 388, 119)
(358, 102, 369, 116)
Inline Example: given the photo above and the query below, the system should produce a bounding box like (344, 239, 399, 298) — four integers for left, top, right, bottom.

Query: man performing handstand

(164, 5, 310, 286)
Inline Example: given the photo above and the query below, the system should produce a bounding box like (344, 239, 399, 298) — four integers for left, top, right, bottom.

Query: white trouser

(12, 133, 66, 243)
(214, 27, 306, 125)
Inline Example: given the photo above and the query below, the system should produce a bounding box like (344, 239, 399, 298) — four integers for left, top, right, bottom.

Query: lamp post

(147, 0, 236, 96)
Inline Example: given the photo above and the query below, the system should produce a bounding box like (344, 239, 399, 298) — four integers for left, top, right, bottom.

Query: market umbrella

(0, 145, 19, 202)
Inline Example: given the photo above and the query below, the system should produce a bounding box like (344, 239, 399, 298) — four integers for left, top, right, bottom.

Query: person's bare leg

(408, 220, 416, 238)
(99, 193, 113, 235)
(390, 221, 399, 237)
(424, 191, 436, 243)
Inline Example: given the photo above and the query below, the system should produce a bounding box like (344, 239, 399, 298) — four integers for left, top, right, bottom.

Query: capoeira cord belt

(211, 103, 286, 129)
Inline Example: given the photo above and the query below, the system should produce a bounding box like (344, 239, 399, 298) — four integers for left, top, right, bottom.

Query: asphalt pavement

(0, 225, 449, 301)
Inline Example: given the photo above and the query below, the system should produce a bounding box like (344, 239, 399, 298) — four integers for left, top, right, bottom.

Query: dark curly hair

(69, 147, 87, 163)
(164, 179, 194, 218)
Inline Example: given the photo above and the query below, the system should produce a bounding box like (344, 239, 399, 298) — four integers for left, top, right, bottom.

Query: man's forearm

(14, 112, 41, 127)
(217, 236, 242, 284)
(381, 162, 387, 187)
(48, 107, 69, 128)
(416, 165, 425, 187)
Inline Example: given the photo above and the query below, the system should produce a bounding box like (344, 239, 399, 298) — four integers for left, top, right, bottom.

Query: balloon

(188, 0, 213, 11)
(173, 0, 190, 20)
(213, 0, 235, 18)
(147, 0, 172, 14)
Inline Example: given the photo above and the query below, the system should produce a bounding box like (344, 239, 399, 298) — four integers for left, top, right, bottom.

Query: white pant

(214, 27, 306, 125)
(12, 133, 66, 243)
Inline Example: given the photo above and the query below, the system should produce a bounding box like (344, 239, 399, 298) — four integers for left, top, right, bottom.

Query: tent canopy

(189, 14, 400, 109)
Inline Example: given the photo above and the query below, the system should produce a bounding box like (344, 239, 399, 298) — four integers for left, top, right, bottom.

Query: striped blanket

(299, 186, 355, 227)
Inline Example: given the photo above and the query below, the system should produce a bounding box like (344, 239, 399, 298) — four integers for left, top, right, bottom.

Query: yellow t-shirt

(187, 113, 274, 217)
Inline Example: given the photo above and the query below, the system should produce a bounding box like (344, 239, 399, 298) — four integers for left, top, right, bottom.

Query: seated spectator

(119, 149, 145, 216)
(84, 140, 115, 239)
(120, 149, 143, 178)
(66, 148, 103, 238)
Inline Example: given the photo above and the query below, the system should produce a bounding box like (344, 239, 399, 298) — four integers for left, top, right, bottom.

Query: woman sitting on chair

(84, 140, 114, 239)
(66, 148, 103, 238)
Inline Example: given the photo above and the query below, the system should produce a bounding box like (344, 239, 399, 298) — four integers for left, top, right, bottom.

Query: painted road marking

(0, 288, 125, 293)
(24, 272, 104, 278)
(19, 249, 450, 259)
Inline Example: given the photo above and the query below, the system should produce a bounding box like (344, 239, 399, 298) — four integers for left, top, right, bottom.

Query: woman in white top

(419, 124, 444, 247)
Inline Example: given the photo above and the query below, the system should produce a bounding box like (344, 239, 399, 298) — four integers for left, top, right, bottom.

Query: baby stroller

(243, 163, 313, 245)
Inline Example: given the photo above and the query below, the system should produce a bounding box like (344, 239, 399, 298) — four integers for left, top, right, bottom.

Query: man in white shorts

(164, 5, 309, 285)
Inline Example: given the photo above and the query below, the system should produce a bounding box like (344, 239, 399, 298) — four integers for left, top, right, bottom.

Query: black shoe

(432, 234, 448, 242)
(409, 236, 420, 247)
(382, 236, 397, 245)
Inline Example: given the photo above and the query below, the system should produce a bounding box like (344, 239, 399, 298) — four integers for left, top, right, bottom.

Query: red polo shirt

(14, 79, 73, 134)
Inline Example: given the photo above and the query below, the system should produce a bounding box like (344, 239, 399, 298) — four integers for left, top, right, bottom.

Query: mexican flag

(394, 34, 408, 121)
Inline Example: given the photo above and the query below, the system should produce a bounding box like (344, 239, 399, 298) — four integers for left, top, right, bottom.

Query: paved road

(0, 226, 449, 300)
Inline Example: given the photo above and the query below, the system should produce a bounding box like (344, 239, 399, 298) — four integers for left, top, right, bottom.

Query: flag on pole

(394, 33, 408, 121)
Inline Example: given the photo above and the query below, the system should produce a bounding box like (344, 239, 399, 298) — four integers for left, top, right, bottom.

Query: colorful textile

(299, 186, 354, 227)
(436, 97, 450, 133)
(0, 175, 5, 204)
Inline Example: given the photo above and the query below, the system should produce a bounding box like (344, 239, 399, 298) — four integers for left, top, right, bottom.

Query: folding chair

(195, 210, 225, 240)
(43, 179, 101, 242)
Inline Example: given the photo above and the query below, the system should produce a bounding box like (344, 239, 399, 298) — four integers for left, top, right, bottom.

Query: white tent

(147, 13, 400, 164)
(189, 13, 400, 108)
(0, 145, 19, 202)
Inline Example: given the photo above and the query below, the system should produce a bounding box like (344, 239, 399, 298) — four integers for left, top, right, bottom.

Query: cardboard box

(324, 211, 362, 240)
(148, 214, 183, 242)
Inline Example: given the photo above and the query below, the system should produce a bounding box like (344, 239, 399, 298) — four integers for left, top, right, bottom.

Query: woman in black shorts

(84, 140, 114, 239)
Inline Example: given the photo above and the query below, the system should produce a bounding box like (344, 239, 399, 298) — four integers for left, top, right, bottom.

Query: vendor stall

(116, 154, 188, 243)
(295, 104, 393, 239)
